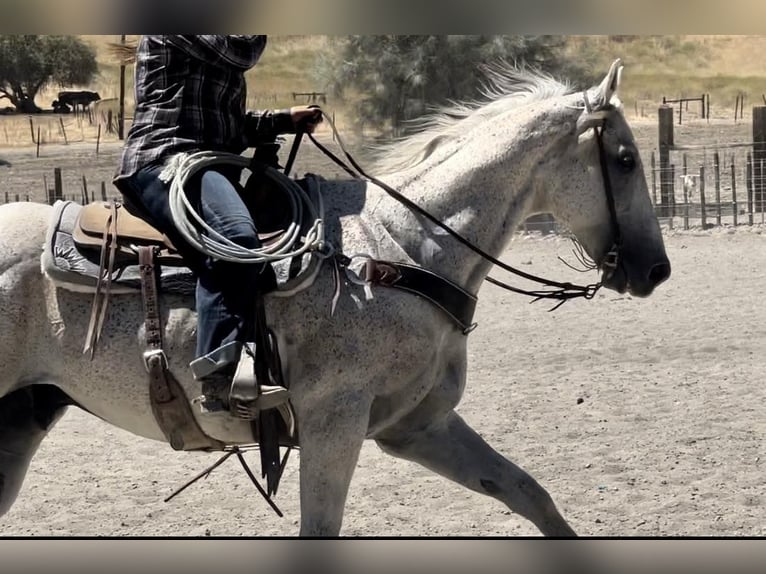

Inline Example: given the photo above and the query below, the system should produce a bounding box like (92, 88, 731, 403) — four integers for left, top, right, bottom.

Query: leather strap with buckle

(137, 245, 224, 451)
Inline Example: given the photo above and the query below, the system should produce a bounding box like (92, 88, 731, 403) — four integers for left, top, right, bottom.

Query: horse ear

(600, 58, 623, 105)
(576, 59, 624, 136)
(585, 58, 623, 111)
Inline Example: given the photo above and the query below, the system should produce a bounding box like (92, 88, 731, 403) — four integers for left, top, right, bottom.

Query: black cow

(55, 91, 101, 113)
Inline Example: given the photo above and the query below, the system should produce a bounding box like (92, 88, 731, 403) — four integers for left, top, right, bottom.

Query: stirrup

(228, 344, 291, 417)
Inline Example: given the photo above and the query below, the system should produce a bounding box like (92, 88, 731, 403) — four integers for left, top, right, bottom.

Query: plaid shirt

(115, 35, 291, 182)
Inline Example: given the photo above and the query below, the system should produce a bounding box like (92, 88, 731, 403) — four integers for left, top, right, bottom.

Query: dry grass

(3, 35, 766, 148)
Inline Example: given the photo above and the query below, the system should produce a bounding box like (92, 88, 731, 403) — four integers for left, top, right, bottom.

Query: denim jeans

(118, 163, 262, 359)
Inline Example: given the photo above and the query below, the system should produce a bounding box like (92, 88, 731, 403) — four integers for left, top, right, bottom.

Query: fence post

(714, 151, 722, 226)
(670, 164, 676, 219)
(752, 106, 766, 212)
(658, 105, 674, 217)
(731, 157, 738, 227)
(119, 34, 126, 140)
(53, 167, 63, 203)
(651, 151, 657, 205)
(699, 165, 707, 228)
(682, 171, 690, 230)
(747, 152, 754, 225)
(100, 181, 107, 202)
(59, 117, 68, 145)
(81, 176, 89, 205)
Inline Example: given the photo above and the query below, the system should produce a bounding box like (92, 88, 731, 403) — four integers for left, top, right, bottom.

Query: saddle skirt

(41, 175, 326, 298)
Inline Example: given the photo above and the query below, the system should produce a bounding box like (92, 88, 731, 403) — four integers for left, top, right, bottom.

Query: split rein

(302, 109, 620, 311)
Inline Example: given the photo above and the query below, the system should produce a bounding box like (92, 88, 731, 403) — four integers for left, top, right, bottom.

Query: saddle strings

(305, 110, 606, 308)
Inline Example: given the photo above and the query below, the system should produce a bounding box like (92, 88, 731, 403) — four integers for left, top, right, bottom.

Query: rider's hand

(289, 105, 323, 133)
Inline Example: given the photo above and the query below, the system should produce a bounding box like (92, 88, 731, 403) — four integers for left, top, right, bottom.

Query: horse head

(539, 59, 670, 297)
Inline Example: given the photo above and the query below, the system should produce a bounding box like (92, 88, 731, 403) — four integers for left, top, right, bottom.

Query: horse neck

(374, 100, 576, 293)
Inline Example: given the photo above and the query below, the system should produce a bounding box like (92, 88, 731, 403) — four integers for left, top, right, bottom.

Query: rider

(113, 35, 321, 414)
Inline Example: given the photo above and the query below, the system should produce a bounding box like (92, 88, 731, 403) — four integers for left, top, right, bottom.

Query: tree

(0, 35, 98, 113)
(315, 35, 592, 136)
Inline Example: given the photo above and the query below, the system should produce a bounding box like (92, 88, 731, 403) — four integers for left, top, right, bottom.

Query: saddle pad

(42, 175, 326, 297)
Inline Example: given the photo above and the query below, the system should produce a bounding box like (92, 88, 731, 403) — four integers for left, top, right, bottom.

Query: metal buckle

(143, 349, 168, 372)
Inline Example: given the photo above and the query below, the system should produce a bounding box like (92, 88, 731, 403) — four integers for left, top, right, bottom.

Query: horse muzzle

(601, 254, 671, 297)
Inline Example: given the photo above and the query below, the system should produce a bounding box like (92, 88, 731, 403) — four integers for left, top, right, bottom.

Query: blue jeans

(118, 163, 262, 359)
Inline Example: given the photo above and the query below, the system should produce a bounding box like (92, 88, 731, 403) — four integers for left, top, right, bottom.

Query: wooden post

(658, 105, 674, 218)
(36, 127, 41, 158)
(731, 158, 738, 227)
(651, 151, 657, 206)
(29, 117, 35, 144)
(714, 151, 722, 226)
(3, 192, 7, 204)
(747, 152, 754, 225)
(670, 164, 676, 218)
(699, 165, 707, 228)
(752, 106, 766, 212)
(54, 167, 63, 203)
(119, 34, 126, 140)
(59, 117, 68, 145)
(81, 176, 89, 204)
(100, 181, 107, 202)
(96, 124, 101, 156)
(682, 171, 690, 230)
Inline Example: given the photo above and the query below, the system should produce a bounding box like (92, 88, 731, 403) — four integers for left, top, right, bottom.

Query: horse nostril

(648, 262, 671, 286)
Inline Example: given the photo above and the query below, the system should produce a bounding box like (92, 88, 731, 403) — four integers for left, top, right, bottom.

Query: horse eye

(617, 149, 636, 172)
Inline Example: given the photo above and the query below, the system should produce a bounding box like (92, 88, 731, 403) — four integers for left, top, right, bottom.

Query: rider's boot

(189, 341, 290, 417)
(190, 340, 241, 414)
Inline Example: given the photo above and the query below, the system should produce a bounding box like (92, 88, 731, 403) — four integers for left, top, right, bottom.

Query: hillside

(22, 34, 766, 126)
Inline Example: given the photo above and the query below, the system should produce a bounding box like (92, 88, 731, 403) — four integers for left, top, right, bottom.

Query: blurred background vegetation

(3, 35, 766, 141)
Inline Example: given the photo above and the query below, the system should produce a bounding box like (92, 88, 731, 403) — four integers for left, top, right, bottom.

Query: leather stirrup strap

(94, 202, 119, 348)
(137, 246, 225, 452)
(83, 202, 119, 358)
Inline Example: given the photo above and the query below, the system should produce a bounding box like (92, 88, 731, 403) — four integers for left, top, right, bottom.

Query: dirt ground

(0, 127, 764, 537)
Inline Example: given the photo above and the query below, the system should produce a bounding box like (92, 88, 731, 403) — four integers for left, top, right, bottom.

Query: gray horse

(0, 60, 669, 536)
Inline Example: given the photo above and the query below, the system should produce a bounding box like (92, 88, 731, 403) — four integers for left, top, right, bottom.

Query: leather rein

(294, 108, 622, 311)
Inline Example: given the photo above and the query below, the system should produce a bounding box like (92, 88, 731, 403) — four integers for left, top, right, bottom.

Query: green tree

(0, 35, 98, 113)
(316, 35, 591, 136)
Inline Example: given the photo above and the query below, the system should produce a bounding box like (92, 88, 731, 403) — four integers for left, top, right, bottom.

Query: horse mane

(371, 62, 575, 175)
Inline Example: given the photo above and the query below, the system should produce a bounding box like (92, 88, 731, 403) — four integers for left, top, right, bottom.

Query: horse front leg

(295, 392, 371, 537)
(376, 410, 576, 537)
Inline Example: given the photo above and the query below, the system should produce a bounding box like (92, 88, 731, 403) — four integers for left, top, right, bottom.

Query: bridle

(296, 106, 622, 310)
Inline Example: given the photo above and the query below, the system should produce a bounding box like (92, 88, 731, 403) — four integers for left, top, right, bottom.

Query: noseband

(593, 121, 622, 284)
(305, 109, 622, 310)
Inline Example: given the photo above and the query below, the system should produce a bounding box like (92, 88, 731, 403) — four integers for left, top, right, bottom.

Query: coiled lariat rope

(166, 150, 324, 264)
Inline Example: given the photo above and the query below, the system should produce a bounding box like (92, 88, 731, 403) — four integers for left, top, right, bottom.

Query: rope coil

(166, 150, 324, 264)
